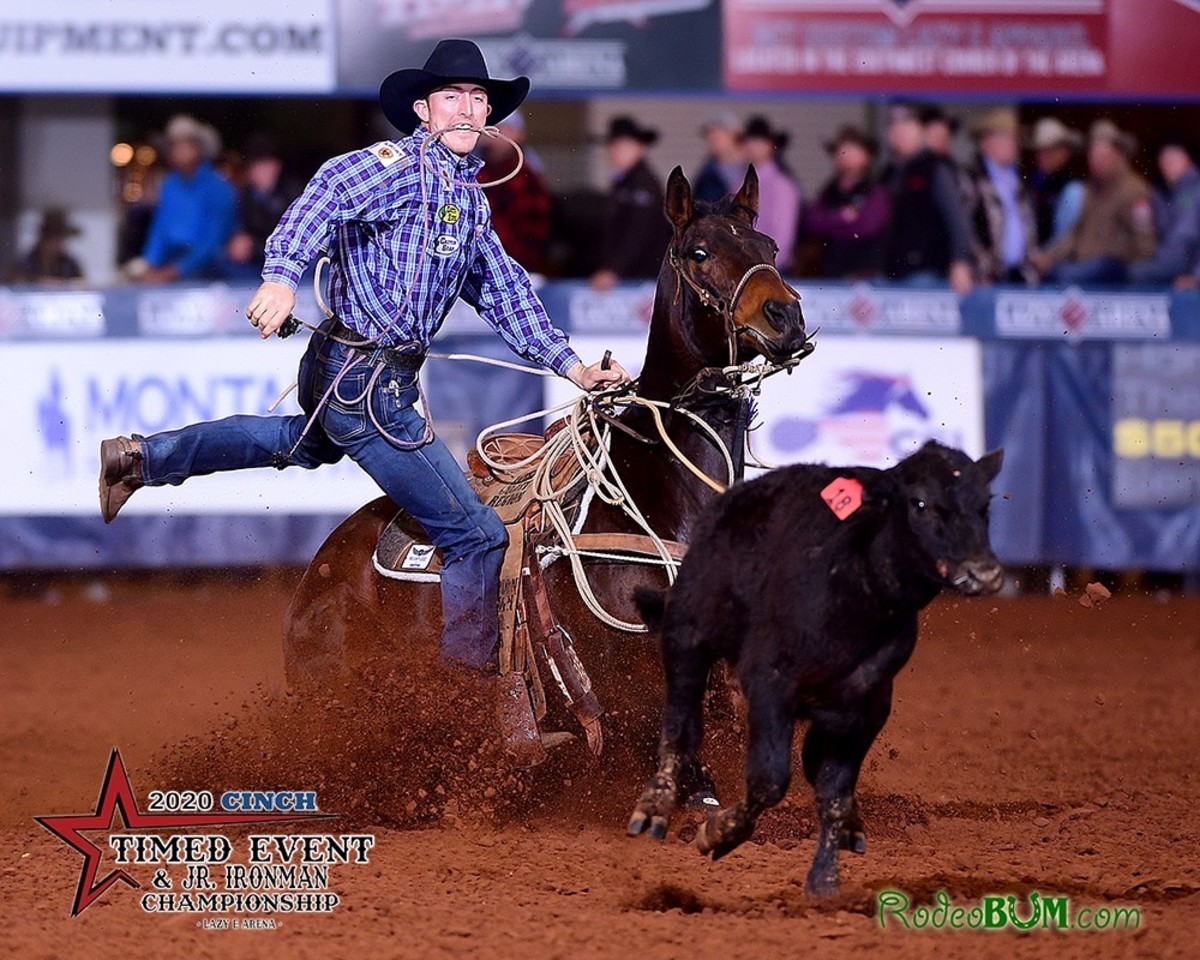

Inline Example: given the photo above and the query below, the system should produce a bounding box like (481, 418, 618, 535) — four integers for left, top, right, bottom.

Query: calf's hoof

(805, 868, 840, 899)
(695, 810, 745, 861)
(839, 826, 867, 855)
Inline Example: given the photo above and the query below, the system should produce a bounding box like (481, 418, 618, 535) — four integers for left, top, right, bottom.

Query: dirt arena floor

(3, 571, 1199, 959)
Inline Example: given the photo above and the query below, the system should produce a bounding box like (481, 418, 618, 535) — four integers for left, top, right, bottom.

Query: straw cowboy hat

(164, 114, 222, 159)
(378, 39, 530, 135)
(1030, 117, 1083, 151)
(1089, 119, 1138, 156)
(971, 107, 1019, 139)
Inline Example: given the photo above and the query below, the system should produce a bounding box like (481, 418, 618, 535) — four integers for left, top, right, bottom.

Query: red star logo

(36, 749, 331, 916)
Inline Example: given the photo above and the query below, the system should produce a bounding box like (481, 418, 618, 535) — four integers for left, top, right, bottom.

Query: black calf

(628, 441, 1005, 897)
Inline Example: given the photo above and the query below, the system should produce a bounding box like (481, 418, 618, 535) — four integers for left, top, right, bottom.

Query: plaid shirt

(262, 126, 580, 376)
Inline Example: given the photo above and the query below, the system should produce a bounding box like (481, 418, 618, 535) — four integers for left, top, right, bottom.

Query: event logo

(995, 288, 1172, 340)
(36, 749, 374, 920)
(769, 370, 947, 463)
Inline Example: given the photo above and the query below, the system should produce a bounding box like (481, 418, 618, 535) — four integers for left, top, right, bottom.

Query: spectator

(921, 104, 974, 211)
(133, 115, 236, 282)
(967, 108, 1037, 284)
(224, 135, 298, 281)
(1129, 137, 1200, 286)
(7, 209, 83, 283)
(693, 113, 746, 205)
(803, 125, 889, 279)
(739, 116, 802, 271)
(1028, 117, 1086, 246)
(591, 116, 671, 291)
(1034, 120, 1156, 285)
(881, 103, 974, 295)
(478, 111, 554, 275)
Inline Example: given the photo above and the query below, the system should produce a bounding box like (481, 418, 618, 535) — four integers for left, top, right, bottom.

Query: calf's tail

(633, 586, 668, 631)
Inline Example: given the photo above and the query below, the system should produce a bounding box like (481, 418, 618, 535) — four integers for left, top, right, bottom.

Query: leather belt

(330, 318, 425, 371)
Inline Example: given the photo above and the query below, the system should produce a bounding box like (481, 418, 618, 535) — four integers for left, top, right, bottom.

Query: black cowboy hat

(824, 124, 879, 155)
(740, 116, 789, 151)
(38, 208, 81, 239)
(605, 116, 659, 145)
(918, 104, 961, 133)
(378, 39, 530, 136)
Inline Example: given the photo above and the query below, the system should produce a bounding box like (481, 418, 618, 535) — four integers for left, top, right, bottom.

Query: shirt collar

(408, 125, 486, 178)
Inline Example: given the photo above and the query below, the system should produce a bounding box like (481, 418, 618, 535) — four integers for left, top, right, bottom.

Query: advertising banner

(724, 0, 1200, 97)
(6, 338, 381, 516)
(1111, 344, 1200, 509)
(336, 0, 720, 93)
(0, 0, 335, 94)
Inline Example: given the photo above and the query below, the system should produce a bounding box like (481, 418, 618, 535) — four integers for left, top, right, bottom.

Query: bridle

(668, 243, 802, 367)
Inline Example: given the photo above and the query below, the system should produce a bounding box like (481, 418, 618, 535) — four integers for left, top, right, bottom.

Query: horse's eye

(691, 248, 709, 263)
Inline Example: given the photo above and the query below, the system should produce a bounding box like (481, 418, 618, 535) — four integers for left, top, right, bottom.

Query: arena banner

(0, 0, 335, 94)
(1111, 344, 1200, 510)
(723, 0, 1200, 97)
(984, 341, 1200, 570)
(335, 0, 721, 93)
(6, 338, 380, 516)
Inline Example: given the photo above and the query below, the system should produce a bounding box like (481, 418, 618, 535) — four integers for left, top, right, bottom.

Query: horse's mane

(693, 194, 758, 227)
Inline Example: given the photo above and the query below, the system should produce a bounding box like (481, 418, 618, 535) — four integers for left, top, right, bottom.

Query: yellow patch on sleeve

(368, 142, 401, 168)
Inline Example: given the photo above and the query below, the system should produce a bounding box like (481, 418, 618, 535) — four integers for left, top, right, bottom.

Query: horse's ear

(733, 164, 759, 223)
(664, 166, 693, 233)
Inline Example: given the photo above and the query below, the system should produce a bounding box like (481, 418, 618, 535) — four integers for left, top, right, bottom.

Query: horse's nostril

(763, 299, 790, 333)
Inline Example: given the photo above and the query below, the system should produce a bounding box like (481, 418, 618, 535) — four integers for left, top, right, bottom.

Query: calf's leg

(696, 675, 794, 860)
(628, 645, 713, 839)
(801, 689, 891, 897)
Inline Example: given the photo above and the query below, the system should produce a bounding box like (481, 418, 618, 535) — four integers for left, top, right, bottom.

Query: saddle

(373, 420, 621, 765)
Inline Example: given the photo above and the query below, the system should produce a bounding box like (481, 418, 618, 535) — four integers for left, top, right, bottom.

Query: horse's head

(663, 165, 808, 365)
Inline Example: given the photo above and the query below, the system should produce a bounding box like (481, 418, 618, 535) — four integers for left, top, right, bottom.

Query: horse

(281, 165, 808, 784)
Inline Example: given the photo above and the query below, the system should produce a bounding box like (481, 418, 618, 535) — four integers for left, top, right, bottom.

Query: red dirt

(4, 573, 1199, 959)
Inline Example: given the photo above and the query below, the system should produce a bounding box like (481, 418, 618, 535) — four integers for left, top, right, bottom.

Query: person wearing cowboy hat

(1129, 136, 1200, 286)
(134, 114, 237, 283)
(693, 112, 747, 205)
(590, 116, 672, 291)
(803, 126, 889, 279)
(881, 102, 974, 296)
(966, 108, 1038, 284)
(1028, 117, 1086, 246)
(7, 208, 84, 283)
(100, 39, 629, 682)
(738, 116, 802, 272)
(1033, 119, 1156, 284)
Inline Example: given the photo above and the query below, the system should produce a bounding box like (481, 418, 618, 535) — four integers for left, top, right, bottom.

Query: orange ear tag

(821, 477, 864, 520)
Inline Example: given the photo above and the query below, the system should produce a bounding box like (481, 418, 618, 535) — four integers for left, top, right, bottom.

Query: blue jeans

(1047, 256, 1128, 285)
(137, 321, 508, 670)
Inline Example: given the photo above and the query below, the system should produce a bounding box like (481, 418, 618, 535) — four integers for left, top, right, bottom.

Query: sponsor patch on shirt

(368, 142, 402, 167)
(432, 235, 461, 257)
(438, 203, 461, 224)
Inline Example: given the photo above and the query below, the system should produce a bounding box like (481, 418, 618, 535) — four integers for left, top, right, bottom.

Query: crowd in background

(8, 104, 1200, 294)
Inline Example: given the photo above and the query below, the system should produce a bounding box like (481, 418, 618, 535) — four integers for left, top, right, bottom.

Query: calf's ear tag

(821, 477, 864, 520)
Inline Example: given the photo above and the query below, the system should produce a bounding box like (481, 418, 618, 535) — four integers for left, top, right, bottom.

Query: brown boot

(98, 437, 143, 523)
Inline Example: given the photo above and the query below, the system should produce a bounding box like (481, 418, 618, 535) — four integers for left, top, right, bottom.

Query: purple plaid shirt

(262, 126, 580, 376)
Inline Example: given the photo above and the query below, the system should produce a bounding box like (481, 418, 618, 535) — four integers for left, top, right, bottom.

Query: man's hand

(948, 261, 974, 297)
(566, 357, 632, 391)
(138, 264, 181, 284)
(246, 281, 297, 340)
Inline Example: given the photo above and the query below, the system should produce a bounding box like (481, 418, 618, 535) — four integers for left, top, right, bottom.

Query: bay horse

(281, 165, 808, 782)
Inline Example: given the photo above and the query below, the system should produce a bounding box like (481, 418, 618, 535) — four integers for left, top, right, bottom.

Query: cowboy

(803, 125, 889, 279)
(966, 108, 1037, 284)
(1028, 117, 1086, 246)
(132, 114, 237, 283)
(1033, 120, 1157, 284)
(98, 39, 630, 673)
(7, 209, 84, 283)
(739, 116, 802, 272)
(590, 116, 672, 290)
